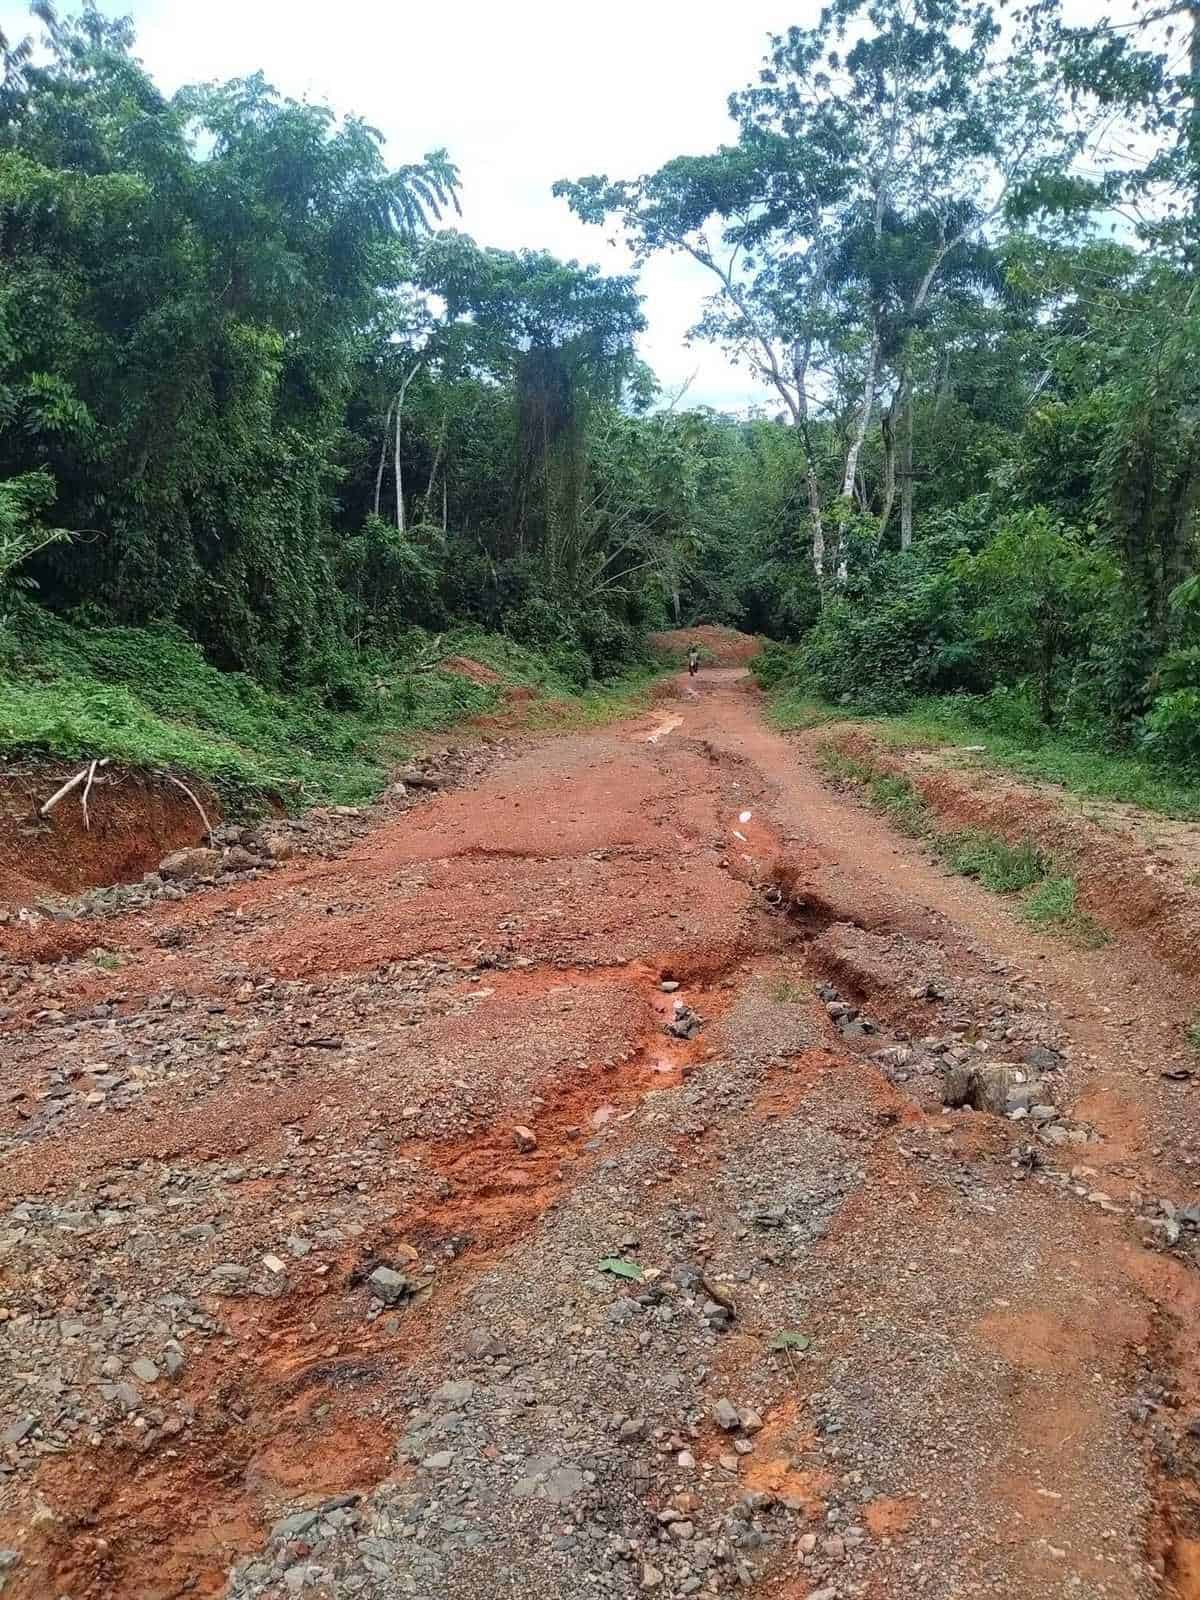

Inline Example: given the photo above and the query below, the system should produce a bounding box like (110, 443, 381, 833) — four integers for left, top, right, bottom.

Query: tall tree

(559, 0, 1077, 583)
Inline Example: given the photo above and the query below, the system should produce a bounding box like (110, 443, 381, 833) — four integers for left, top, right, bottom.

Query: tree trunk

(1039, 642, 1056, 725)
(808, 468, 826, 582)
(841, 320, 880, 502)
(391, 362, 421, 534)
(394, 398, 404, 533)
(879, 399, 897, 538)
(899, 377, 915, 551)
(791, 336, 826, 584)
(424, 409, 448, 515)
(373, 401, 394, 520)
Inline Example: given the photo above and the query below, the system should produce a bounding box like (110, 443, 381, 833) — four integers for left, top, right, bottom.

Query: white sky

(0, 0, 811, 411)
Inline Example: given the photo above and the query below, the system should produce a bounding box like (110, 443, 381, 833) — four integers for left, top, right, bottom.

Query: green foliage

(951, 509, 1120, 723)
(1020, 875, 1108, 948)
(0, 601, 643, 811)
(933, 830, 1048, 892)
(866, 773, 930, 836)
(796, 546, 975, 710)
(815, 733, 1114, 943)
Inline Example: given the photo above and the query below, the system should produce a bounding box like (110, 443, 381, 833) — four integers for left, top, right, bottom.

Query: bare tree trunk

(442, 477, 447, 533)
(791, 336, 826, 583)
(878, 398, 897, 538)
(373, 401, 394, 520)
(841, 320, 880, 502)
(394, 400, 404, 533)
(424, 409, 448, 515)
(392, 362, 421, 533)
(808, 468, 826, 582)
(899, 376, 915, 551)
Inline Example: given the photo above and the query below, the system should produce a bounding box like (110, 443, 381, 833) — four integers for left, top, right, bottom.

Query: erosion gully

(2, 665, 1200, 1600)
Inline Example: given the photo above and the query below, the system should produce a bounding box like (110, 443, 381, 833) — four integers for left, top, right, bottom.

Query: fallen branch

(39, 758, 111, 820)
(163, 773, 212, 839)
(80, 760, 99, 831)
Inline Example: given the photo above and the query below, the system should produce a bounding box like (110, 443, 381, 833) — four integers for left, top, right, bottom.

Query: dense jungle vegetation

(4, 1, 1200, 803)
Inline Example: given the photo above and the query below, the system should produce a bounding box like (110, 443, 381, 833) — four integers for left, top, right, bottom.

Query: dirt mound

(817, 725, 1200, 989)
(438, 654, 502, 686)
(0, 759, 218, 908)
(648, 624, 762, 666)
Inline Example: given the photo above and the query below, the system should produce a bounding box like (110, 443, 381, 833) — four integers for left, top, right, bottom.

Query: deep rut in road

(4, 661, 1200, 1600)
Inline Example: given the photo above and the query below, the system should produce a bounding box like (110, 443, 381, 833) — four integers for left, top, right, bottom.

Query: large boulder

(158, 847, 222, 881)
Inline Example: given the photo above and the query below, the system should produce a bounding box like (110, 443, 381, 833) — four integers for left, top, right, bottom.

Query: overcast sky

(0, 0, 812, 411)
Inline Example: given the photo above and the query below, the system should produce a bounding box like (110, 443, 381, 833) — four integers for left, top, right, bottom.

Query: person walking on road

(687, 645, 700, 677)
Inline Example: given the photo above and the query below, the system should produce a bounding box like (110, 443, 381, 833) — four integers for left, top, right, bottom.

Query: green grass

(0, 603, 661, 814)
(1186, 1017, 1200, 1053)
(1020, 875, 1109, 948)
(866, 772, 929, 836)
(761, 662, 1200, 819)
(816, 745, 878, 785)
(932, 829, 1048, 893)
(881, 697, 1200, 821)
(815, 735, 1109, 946)
(770, 976, 807, 1003)
(764, 686, 841, 733)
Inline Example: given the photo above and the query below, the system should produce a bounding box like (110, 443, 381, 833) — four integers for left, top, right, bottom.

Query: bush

(751, 641, 804, 691)
(1141, 688, 1200, 774)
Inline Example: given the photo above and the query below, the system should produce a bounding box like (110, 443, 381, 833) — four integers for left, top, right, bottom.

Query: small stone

(713, 1398, 741, 1431)
(619, 1417, 646, 1442)
(422, 1450, 454, 1470)
(660, 981, 680, 993)
(368, 1267, 410, 1305)
(799, 1533, 818, 1555)
(821, 1535, 846, 1561)
(464, 1330, 506, 1359)
(676, 1450, 696, 1469)
(263, 1254, 287, 1275)
(130, 1358, 159, 1383)
(512, 1125, 538, 1154)
(740, 1407, 764, 1433)
(544, 1466, 587, 1503)
(641, 1564, 664, 1590)
(211, 1263, 250, 1285)
(273, 1511, 319, 1540)
(433, 1380, 475, 1406)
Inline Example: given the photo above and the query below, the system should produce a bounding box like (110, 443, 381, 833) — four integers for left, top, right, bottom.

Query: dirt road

(3, 662, 1200, 1600)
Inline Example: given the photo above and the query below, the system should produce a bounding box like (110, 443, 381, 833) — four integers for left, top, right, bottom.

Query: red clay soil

(3, 654, 1200, 1600)
(0, 758, 217, 906)
(649, 624, 765, 665)
(438, 654, 503, 686)
(819, 724, 1200, 984)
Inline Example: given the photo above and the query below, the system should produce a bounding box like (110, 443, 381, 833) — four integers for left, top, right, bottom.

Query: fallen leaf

(599, 1257, 644, 1281)
(769, 1330, 812, 1352)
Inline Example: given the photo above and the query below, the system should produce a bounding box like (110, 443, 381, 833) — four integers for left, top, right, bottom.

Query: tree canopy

(3, 0, 1200, 785)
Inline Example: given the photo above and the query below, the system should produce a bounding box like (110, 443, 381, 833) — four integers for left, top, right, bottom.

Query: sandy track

(1, 666, 1199, 1600)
